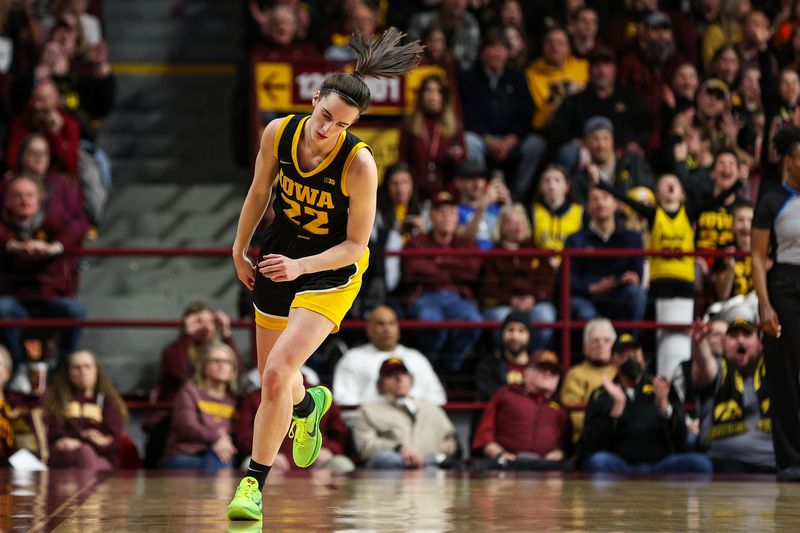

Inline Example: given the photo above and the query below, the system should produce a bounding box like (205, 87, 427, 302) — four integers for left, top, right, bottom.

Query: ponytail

(319, 27, 424, 114)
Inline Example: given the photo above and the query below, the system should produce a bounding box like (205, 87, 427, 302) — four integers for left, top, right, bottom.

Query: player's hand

(258, 254, 304, 282)
(233, 254, 256, 290)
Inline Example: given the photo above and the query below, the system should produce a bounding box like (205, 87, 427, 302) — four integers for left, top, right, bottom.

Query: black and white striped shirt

(754, 183, 800, 265)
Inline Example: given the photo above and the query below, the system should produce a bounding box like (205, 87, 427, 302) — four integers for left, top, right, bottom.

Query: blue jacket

(563, 225, 644, 297)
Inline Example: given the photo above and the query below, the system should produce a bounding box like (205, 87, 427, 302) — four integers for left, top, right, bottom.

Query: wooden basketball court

(6, 469, 800, 532)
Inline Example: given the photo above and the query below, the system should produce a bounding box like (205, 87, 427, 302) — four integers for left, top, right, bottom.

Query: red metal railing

(0, 246, 752, 371)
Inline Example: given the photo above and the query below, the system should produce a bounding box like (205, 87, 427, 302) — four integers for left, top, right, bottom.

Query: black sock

(293, 390, 314, 418)
(246, 459, 271, 490)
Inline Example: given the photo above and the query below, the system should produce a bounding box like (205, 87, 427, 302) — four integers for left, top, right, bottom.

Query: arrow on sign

(262, 70, 289, 100)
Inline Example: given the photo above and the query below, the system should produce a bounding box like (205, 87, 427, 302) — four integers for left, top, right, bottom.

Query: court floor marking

(26, 475, 103, 533)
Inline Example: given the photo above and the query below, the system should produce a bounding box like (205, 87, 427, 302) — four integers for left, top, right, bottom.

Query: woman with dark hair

(398, 73, 465, 200)
(364, 162, 425, 311)
(43, 350, 127, 470)
(530, 164, 582, 257)
(709, 45, 742, 91)
(228, 27, 423, 521)
(752, 125, 800, 482)
(160, 342, 239, 471)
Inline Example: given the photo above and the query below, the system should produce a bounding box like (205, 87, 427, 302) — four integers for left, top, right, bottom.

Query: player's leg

(228, 308, 333, 521)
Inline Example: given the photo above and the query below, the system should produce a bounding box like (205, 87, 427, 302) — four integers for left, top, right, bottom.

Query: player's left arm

(259, 147, 377, 281)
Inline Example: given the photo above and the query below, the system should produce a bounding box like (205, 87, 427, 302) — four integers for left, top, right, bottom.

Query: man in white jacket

(333, 305, 446, 406)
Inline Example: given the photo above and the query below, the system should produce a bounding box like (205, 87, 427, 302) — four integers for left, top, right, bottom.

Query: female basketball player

(226, 29, 423, 521)
(752, 126, 800, 481)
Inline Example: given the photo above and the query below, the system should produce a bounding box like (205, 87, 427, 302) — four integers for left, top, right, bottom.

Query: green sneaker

(289, 386, 332, 468)
(226, 476, 263, 521)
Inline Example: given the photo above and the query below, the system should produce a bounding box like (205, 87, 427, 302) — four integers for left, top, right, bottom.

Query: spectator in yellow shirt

(525, 27, 588, 131)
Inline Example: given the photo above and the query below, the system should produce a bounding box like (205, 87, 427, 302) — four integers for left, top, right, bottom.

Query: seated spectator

(353, 357, 458, 469)
(156, 301, 241, 403)
(0, 173, 86, 375)
(402, 191, 483, 371)
(692, 318, 775, 473)
(525, 26, 588, 133)
(7, 78, 80, 174)
(0, 346, 19, 463)
(479, 205, 557, 351)
(61, 0, 103, 47)
(455, 160, 511, 250)
(696, 150, 750, 265)
(700, 2, 746, 70)
(247, 0, 310, 46)
(43, 350, 127, 470)
(711, 203, 758, 321)
(673, 126, 715, 209)
(473, 350, 570, 471)
(531, 164, 583, 255)
(406, 0, 481, 71)
(564, 186, 647, 322)
(161, 342, 239, 471)
(567, 6, 600, 59)
(5, 133, 89, 230)
(572, 116, 655, 204)
(560, 318, 618, 444)
(459, 28, 545, 203)
(709, 46, 742, 92)
(692, 79, 750, 166)
(365, 163, 425, 311)
(398, 74, 465, 201)
(618, 11, 687, 151)
(606, 0, 697, 65)
(324, 1, 379, 61)
(250, 4, 317, 60)
(418, 23, 454, 68)
(237, 374, 354, 473)
(333, 305, 446, 406)
(580, 336, 713, 474)
(0, 345, 48, 462)
(474, 310, 531, 401)
(551, 46, 650, 173)
(504, 24, 529, 70)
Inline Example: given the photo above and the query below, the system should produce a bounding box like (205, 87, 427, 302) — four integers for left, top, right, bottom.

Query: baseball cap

(588, 45, 616, 65)
(529, 350, 561, 374)
(455, 159, 487, 179)
(700, 78, 730, 100)
(431, 190, 458, 208)
(613, 332, 641, 353)
(583, 115, 614, 137)
(379, 357, 409, 377)
(644, 10, 672, 29)
(727, 317, 757, 335)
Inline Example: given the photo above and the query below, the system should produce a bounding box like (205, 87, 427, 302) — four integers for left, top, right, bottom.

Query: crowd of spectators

(0, 0, 791, 477)
(0, 0, 113, 393)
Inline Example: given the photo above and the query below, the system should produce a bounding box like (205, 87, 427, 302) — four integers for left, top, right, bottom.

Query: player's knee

(262, 364, 292, 399)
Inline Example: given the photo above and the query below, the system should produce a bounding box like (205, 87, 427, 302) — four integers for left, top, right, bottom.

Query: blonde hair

(194, 342, 239, 395)
(493, 203, 532, 243)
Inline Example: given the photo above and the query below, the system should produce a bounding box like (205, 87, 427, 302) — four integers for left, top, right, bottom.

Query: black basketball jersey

(271, 114, 370, 245)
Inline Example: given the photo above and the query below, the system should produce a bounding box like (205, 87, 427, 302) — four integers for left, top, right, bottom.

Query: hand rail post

(560, 251, 572, 370)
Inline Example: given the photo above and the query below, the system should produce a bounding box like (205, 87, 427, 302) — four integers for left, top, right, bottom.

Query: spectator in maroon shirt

(161, 342, 239, 471)
(3, 133, 89, 232)
(398, 74, 466, 201)
(473, 350, 570, 470)
(43, 350, 128, 470)
(618, 11, 687, 152)
(479, 203, 557, 351)
(0, 173, 86, 372)
(403, 191, 483, 371)
(7, 78, 80, 174)
(156, 301, 242, 403)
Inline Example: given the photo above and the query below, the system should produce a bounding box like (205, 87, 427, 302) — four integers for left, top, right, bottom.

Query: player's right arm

(232, 118, 283, 290)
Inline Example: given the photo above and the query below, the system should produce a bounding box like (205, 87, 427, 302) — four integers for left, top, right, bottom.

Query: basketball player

(226, 29, 423, 521)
